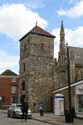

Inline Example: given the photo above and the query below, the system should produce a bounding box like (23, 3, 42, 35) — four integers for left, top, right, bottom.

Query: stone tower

(19, 24, 55, 112)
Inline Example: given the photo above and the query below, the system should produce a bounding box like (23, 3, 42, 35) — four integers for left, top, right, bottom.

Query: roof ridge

(0, 69, 18, 76)
(20, 25, 55, 41)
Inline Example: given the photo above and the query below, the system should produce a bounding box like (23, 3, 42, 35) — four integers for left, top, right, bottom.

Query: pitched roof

(0, 69, 18, 76)
(20, 25, 55, 41)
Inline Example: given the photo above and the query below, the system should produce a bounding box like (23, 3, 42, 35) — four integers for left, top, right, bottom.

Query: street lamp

(66, 44, 74, 123)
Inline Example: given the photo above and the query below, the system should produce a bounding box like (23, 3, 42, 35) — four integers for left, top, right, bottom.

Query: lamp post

(66, 44, 74, 123)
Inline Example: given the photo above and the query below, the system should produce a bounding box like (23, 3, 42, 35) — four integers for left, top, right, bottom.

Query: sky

(0, 0, 83, 74)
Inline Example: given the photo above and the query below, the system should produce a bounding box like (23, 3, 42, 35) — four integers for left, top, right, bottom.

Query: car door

(9, 105, 15, 117)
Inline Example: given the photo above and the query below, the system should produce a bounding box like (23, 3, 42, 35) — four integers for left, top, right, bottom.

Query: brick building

(0, 69, 19, 106)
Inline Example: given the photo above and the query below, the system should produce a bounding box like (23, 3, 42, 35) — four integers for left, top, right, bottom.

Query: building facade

(19, 21, 83, 115)
(19, 24, 55, 112)
(0, 69, 19, 107)
(53, 21, 83, 118)
(53, 80, 83, 118)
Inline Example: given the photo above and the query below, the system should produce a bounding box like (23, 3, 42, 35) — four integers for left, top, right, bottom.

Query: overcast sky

(0, 0, 83, 74)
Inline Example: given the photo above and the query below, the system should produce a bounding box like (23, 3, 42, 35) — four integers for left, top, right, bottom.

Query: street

(0, 110, 52, 125)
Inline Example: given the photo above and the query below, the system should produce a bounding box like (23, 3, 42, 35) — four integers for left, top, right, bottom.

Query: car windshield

(16, 105, 21, 110)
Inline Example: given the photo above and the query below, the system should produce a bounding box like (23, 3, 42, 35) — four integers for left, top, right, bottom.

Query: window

(40, 43, 44, 50)
(2, 96, 5, 103)
(21, 80, 25, 90)
(11, 86, 16, 93)
(78, 95, 83, 112)
(11, 96, 17, 103)
(80, 70, 83, 79)
(11, 78, 16, 83)
(24, 44, 26, 52)
(20, 94, 25, 103)
(23, 63, 25, 72)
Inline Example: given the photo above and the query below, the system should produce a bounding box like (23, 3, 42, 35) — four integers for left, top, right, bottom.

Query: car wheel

(12, 112, 16, 118)
(10, 112, 16, 118)
(10, 113, 13, 118)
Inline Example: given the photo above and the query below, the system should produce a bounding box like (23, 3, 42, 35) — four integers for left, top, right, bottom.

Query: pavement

(32, 113, 83, 125)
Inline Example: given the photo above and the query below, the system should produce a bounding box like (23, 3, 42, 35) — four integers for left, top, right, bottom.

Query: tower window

(23, 63, 25, 72)
(21, 80, 25, 90)
(24, 44, 26, 52)
(40, 43, 44, 50)
(20, 94, 25, 103)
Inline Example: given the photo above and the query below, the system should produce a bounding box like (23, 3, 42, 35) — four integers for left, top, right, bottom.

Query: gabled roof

(20, 25, 55, 41)
(0, 69, 18, 76)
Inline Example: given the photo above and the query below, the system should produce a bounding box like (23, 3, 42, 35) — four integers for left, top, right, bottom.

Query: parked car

(8, 103, 32, 119)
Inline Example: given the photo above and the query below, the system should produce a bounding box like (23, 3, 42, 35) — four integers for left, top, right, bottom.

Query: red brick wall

(0, 77, 18, 105)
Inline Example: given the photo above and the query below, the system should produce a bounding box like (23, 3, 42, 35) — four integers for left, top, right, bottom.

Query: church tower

(19, 23, 55, 112)
(53, 21, 67, 90)
(58, 21, 66, 66)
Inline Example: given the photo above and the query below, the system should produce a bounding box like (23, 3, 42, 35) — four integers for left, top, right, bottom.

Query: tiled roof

(20, 25, 55, 41)
(0, 69, 18, 76)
